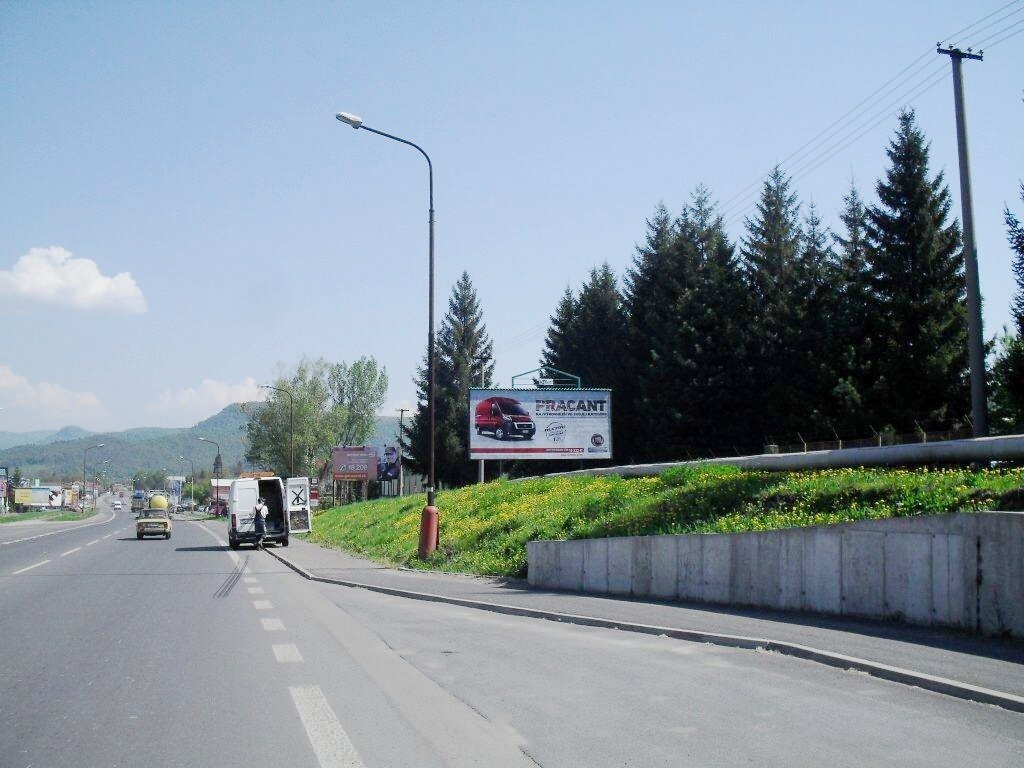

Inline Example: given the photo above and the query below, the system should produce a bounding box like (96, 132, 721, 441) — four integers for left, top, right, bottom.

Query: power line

(718, 2, 1019, 236)
(949, 3, 1024, 48)
(971, 17, 1024, 48)
(983, 22, 1024, 47)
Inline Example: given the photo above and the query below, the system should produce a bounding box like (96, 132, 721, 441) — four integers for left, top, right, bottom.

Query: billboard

(331, 446, 378, 481)
(469, 388, 612, 461)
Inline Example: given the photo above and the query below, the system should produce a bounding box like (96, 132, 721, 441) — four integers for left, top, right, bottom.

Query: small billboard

(331, 446, 378, 481)
(469, 388, 612, 461)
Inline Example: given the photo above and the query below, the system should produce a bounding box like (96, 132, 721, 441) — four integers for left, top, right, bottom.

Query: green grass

(0, 508, 92, 524)
(308, 465, 1024, 578)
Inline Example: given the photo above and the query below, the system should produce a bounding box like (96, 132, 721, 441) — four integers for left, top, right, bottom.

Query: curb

(265, 547, 1024, 714)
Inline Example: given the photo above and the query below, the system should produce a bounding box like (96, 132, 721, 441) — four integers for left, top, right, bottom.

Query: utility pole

(938, 44, 987, 437)
(473, 354, 491, 484)
(396, 408, 408, 498)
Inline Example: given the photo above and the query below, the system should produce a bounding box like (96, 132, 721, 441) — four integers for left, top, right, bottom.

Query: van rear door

(230, 479, 259, 533)
(286, 477, 311, 534)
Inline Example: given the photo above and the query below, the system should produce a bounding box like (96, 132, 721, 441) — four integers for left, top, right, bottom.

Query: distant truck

(130, 490, 146, 514)
(227, 476, 311, 550)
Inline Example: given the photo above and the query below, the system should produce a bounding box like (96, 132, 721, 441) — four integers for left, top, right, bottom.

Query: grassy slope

(308, 465, 1024, 577)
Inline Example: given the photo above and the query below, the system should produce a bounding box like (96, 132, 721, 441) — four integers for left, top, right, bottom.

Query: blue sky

(1, 1, 1022, 434)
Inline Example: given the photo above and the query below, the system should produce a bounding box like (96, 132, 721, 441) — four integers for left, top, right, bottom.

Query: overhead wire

(718, 1, 1022, 236)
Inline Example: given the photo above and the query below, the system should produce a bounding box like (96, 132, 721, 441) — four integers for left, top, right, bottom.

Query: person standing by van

(253, 497, 268, 549)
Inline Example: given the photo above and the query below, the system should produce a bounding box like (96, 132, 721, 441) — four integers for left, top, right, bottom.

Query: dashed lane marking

(0, 510, 117, 546)
(290, 685, 365, 768)
(12, 559, 51, 575)
(272, 643, 304, 663)
(243, 577, 258, 584)
(261, 618, 285, 631)
(86, 539, 102, 546)
(248, 587, 265, 595)
(60, 548, 81, 557)
(253, 600, 273, 610)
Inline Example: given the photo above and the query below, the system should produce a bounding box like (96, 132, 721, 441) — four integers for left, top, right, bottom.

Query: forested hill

(0, 405, 250, 482)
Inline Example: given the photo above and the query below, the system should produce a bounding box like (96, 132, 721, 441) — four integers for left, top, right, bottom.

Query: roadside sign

(331, 446, 378, 481)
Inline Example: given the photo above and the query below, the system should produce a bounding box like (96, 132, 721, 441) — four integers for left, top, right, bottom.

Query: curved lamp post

(260, 383, 294, 477)
(83, 443, 105, 510)
(335, 110, 439, 559)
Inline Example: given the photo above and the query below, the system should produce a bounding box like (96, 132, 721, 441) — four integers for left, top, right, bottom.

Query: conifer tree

(538, 265, 626, 468)
(990, 184, 1024, 430)
(865, 109, 967, 430)
(405, 272, 493, 488)
(621, 204, 678, 462)
(830, 182, 875, 434)
(741, 167, 810, 444)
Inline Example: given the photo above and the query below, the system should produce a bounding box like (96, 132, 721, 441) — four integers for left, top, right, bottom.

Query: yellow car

(136, 495, 172, 540)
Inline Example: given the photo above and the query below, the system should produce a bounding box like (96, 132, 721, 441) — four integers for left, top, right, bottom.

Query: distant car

(136, 509, 171, 539)
(112, 500, 123, 510)
(136, 494, 172, 539)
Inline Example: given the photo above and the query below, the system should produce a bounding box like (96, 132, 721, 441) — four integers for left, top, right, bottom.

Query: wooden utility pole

(938, 44, 987, 436)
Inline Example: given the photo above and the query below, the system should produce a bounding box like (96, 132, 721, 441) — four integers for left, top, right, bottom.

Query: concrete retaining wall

(526, 512, 1024, 637)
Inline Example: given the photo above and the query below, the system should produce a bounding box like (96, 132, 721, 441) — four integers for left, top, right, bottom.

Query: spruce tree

(741, 167, 808, 445)
(536, 264, 626, 472)
(830, 182, 875, 434)
(405, 271, 493, 488)
(865, 109, 967, 430)
(990, 184, 1024, 430)
(622, 204, 678, 462)
(675, 186, 754, 457)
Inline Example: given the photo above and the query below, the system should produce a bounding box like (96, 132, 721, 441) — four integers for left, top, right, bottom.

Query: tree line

(404, 110, 1024, 487)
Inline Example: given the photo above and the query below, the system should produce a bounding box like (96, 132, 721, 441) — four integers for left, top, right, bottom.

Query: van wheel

(494, 426, 506, 440)
(137, 532, 143, 540)
(281, 537, 289, 547)
(229, 539, 239, 550)
(165, 532, 171, 539)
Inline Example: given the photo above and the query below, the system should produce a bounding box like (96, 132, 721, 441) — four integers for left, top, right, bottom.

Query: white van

(227, 476, 311, 550)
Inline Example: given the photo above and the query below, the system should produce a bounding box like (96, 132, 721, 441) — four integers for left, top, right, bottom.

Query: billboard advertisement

(468, 388, 612, 461)
(331, 446, 379, 481)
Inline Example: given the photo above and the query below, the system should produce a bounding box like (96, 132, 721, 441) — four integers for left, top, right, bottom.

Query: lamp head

(335, 112, 363, 129)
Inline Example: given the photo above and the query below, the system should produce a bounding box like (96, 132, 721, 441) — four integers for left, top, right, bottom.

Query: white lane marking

(261, 618, 285, 631)
(248, 586, 265, 595)
(86, 538, 102, 546)
(243, 577, 258, 584)
(12, 559, 51, 575)
(60, 548, 81, 557)
(102, 533, 113, 539)
(0, 509, 118, 546)
(253, 600, 273, 610)
(272, 643, 304, 663)
(290, 685, 365, 768)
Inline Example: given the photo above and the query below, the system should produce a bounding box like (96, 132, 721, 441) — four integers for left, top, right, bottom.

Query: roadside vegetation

(0, 508, 91, 524)
(309, 464, 1024, 577)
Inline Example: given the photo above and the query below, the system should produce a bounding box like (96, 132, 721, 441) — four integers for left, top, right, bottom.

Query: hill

(0, 407, 406, 483)
(0, 405, 250, 482)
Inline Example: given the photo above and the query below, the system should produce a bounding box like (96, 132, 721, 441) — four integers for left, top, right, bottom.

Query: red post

(418, 504, 438, 559)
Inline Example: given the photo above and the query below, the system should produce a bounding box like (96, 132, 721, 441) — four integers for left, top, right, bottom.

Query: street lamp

(83, 443, 105, 510)
(260, 384, 294, 477)
(198, 437, 222, 509)
(335, 110, 439, 559)
(179, 456, 195, 513)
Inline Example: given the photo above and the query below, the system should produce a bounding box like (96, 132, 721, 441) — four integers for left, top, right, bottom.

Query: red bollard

(418, 504, 438, 560)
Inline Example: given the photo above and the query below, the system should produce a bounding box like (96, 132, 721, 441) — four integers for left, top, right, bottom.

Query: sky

(1, 0, 1022, 434)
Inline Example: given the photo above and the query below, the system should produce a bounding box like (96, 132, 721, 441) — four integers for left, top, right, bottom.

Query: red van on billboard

(475, 396, 536, 440)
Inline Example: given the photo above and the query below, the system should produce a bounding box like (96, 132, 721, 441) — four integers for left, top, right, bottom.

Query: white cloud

(0, 246, 147, 313)
(0, 365, 109, 426)
(152, 377, 262, 414)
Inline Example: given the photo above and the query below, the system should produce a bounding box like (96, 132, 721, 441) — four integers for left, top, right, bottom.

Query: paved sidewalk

(256, 533, 1024, 709)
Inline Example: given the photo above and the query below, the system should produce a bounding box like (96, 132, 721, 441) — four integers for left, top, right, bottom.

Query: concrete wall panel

(702, 535, 731, 603)
(677, 536, 703, 601)
(841, 531, 885, 617)
(583, 538, 609, 593)
(803, 530, 841, 614)
(883, 533, 933, 624)
(650, 536, 679, 599)
(607, 537, 633, 595)
(631, 537, 653, 596)
(557, 540, 585, 592)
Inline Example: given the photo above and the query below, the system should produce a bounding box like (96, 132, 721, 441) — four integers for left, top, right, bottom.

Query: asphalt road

(1, 498, 1021, 767)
